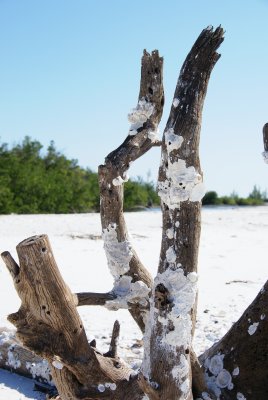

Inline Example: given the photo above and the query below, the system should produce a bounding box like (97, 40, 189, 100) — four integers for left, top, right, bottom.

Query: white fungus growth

(232, 367, 240, 376)
(208, 354, 224, 376)
(261, 314, 266, 320)
(0, 331, 14, 345)
(52, 360, 63, 370)
(166, 246, 176, 264)
(158, 159, 205, 209)
(237, 393, 247, 400)
(112, 174, 129, 186)
(180, 378, 190, 393)
(102, 223, 132, 278)
(173, 98, 180, 108)
(155, 266, 197, 348)
(216, 369, 232, 388)
(248, 322, 259, 335)
(165, 128, 184, 153)
(104, 383, 116, 390)
(6, 347, 21, 369)
(98, 384, 105, 392)
(166, 228, 174, 239)
(262, 151, 268, 164)
(26, 360, 52, 383)
(171, 354, 189, 385)
(128, 99, 154, 135)
(175, 221, 180, 228)
(105, 275, 150, 310)
(148, 129, 159, 142)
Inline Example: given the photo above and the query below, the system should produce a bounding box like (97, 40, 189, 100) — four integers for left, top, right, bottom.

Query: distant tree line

(0, 137, 159, 214)
(202, 187, 267, 206)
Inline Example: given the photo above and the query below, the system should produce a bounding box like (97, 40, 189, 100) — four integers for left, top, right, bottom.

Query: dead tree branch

(141, 26, 224, 400)
(99, 50, 164, 332)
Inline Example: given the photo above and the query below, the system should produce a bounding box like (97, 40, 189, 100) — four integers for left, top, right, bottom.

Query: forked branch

(99, 50, 164, 332)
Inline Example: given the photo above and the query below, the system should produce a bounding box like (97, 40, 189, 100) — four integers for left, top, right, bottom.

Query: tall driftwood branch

(199, 280, 268, 399)
(141, 26, 224, 400)
(99, 50, 164, 332)
(1, 235, 145, 400)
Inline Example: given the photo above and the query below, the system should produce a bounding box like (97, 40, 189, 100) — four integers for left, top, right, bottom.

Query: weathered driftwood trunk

(140, 27, 224, 400)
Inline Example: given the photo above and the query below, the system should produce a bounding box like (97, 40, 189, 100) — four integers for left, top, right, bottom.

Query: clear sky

(0, 0, 267, 196)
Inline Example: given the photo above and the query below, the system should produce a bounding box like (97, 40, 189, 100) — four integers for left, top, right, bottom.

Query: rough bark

(99, 49, 164, 332)
(141, 26, 224, 400)
(1, 237, 145, 400)
(263, 123, 268, 152)
(199, 280, 268, 400)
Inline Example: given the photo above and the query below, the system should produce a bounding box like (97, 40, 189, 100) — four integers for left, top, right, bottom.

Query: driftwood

(2, 25, 267, 400)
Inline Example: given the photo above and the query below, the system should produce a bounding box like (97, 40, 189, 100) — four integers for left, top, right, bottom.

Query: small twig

(75, 291, 116, 306)
(1, 251, 20, 279)
(104, 320, 120, 358)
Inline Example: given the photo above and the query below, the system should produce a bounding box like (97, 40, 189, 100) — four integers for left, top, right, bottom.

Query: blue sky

(0, 0, 267, 196)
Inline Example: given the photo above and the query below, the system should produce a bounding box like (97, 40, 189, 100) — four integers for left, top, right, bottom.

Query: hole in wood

(41, 247, 46, 253)
(148, 87, 153, 95)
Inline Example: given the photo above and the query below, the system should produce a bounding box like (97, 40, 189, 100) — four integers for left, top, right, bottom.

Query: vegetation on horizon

(0, 137, 266, 214)
(0, 137, 159, 214)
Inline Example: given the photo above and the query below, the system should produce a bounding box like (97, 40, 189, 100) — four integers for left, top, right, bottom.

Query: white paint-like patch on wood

(105, 382, 117, 390)
(128, 99, 154, 135)
(98, 384, 105, 392)
(6, 346, 21, 369)
(216, 369, 232, 388)
(112, 174, 129, 186)
(158, 159, 205, 209)
(105, 275, 150, 310)
(102, 223, 132, 278)
(165, 128, 184, 152)
(52, 360, 63, 370)
(155, 266, 198, 348)
(166, 228, 174, 239)
(26, 360, 52, 383)
(248, 322, 259, 335)
(232, 367, 239, 376)
(173, 98, 180, 108)
(148, 129, 159, 142)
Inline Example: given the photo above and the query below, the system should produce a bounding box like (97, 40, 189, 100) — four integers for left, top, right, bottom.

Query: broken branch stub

(99, 50, 164, 332)
(1, 235, 145, 399)
(141, 26, 224, 400)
